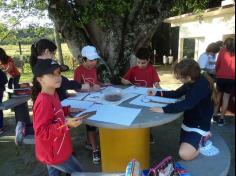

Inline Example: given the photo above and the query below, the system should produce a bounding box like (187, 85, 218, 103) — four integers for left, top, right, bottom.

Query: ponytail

(202, 72, 219, 106)
(29, 39, 57, 68)
(32, 77, 41, 103)
(30, 43, 38, 67)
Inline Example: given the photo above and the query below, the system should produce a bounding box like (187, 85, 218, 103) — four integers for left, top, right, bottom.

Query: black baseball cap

(33, 59, 60, 77)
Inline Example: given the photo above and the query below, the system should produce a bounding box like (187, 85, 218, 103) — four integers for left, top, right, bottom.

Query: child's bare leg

(214, 91, 222, 115)
(220, 92, 231, 117)
(179, 142, 199, 161)
(88, 131, 97, 151)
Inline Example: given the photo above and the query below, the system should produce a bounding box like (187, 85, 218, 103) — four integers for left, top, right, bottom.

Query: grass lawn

(20, 63, 74, 83)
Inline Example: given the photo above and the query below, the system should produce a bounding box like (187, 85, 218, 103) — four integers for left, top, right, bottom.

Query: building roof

(164, 4, 235, 26)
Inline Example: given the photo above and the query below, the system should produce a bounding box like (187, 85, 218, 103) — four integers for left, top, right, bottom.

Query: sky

(0, 9, 53, 29)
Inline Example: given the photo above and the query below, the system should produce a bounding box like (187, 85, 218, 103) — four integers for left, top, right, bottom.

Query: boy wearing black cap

(32, 59, 83, 175)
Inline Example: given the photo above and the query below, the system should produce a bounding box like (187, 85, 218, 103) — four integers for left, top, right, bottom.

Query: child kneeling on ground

(148, 59, 218, 161)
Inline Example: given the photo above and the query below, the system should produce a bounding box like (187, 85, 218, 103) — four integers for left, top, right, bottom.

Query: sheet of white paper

(84, 91, 137, 105)
(122, 86, 164, 95)
(61, 99, 94, 109)
(129, 95, 177, 108)
(76, 104, 141, 126)
(67, 92, 89, 101)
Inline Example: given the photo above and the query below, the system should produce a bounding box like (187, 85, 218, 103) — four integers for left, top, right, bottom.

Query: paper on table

(76, 104, 141, 126)
(61, 99, 94, 109)
(122, 86, 163, 95)
(129, 95, 177, 108)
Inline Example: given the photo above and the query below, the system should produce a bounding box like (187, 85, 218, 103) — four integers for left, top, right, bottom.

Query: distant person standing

(0, 48, 21, 89)
(214, 38, 235, 126)
(0, 69, 8, 134)
(198, 43, 220, 80)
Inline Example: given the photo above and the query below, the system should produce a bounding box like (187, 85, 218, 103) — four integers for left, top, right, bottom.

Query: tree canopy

(0, 0, 222, 83)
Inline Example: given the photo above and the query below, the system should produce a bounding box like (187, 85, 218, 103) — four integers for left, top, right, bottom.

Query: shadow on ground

(0, 115, 234, 176)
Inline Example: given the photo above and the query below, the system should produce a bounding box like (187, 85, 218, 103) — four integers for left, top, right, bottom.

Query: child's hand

(91, 84, 101, 92)
(66, 118, 82, 128)
(121, 77, 133, 85)
(147, 89, 156, 96)
(81, 83, 90, 92)
(150, 107, 164, 113)
(153, 82, 161, 89)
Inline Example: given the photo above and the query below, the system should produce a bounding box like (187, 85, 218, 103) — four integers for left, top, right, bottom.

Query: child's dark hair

(32, 77, 42, 103)
(30, 39, 57, 67)
(135, 48, 150, 60)
(81, 57, 88, 62)
(0, 48, 10, 64)
(224, 37, 235, 56)
(173, 59, 219, 106)
(206, 42, 220, 54)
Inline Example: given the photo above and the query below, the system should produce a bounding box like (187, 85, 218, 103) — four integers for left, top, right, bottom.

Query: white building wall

(178, 13, 235, 61)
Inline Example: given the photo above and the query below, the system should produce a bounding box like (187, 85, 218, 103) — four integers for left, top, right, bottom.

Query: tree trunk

(54, 23, 64, 65)
(47, 0, 168, 83)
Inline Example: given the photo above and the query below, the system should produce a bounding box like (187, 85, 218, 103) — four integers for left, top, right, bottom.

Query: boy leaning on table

(74, 45, 101, 164)
(121, 47, 161, 144)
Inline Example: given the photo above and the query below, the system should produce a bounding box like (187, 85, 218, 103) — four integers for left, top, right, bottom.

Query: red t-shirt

(123, 64, 160, 87)
(33, 92, 72, 165)
(1, 57, 20, 77)
(74, 64, 98, 85)
(216, 48, 235, 80)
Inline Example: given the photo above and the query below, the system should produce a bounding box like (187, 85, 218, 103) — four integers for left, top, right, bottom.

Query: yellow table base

(99, 128, 150, 172)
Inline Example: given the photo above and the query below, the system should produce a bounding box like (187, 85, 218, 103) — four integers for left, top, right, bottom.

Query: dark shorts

(216, 78, 235, 94)
(180, 129, 203, 150)
(86, 125, 97, 132)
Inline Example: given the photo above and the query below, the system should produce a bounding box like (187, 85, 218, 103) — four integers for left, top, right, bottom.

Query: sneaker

(150, 133, 156, 144)
(92, 150, 100, 164)
(217, 118, 225, 127)
(15, 121, 26, 146)
(212, 115, 219, 123)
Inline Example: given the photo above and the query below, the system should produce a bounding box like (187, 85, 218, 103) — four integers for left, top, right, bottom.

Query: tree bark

(47, 0, 169, 83)
(54, 23, 64, 65)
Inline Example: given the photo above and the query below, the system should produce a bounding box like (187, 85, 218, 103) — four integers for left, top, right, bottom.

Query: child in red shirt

(74, 45, 101, 164)
(0, 48, 21, 89)
(215, 38, 235, 126)
(122, 47, 161, 144)
(121, 47, 161, 88)
(32, 59, 83, 175)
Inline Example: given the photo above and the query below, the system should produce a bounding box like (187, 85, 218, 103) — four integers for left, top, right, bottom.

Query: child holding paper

(74, 45, 101, 164)
(148, 59, 218, 161)
(121, 47, 161, 88)
(32, 59, 83, 175)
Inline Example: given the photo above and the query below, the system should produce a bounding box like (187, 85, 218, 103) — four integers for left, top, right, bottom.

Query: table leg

(99, 128, 150, 172)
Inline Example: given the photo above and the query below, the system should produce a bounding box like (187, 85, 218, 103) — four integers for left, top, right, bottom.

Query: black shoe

(218, 118, 225, 127)
(92, 150, 100, 164)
